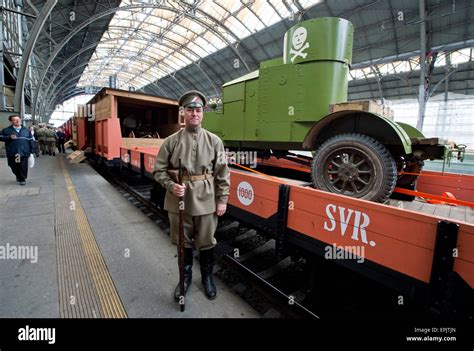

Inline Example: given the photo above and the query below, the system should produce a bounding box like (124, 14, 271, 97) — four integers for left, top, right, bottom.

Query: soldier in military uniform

(45, 124, 57, 156)
(153, 90, 230, 301)
(36, 123, 48, 155)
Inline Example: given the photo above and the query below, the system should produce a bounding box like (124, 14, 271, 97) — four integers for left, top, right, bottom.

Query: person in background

(36, 123, 48, 155)
(45, 124, 57, 156)
(29, 122, 40, 157)
(0, 115, 35, 185)
(56, 127, 66, 154)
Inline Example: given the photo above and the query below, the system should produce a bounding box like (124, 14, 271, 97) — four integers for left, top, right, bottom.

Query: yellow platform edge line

(59, 158, 128, 318)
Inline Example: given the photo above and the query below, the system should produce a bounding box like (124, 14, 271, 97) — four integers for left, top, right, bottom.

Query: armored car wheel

(312, 133, 397, 203)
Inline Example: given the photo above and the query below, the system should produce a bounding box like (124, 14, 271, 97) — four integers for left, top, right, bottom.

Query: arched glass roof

(78, 0, 322, 90)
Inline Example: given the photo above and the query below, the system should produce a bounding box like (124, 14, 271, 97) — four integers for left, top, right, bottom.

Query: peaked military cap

(179, 90, 207, 108)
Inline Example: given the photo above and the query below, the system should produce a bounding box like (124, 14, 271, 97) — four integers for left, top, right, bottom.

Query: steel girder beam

(106, 10, 191, 81)
(55, 53, 184, 91)
(179, 1, 254, 70)
(212, 1, 273, 60)
(379, 74, 416, 97)
(40, 35, 214, 117)
(43, 42, 191, 102)
(39, 29, 209, 103)
(107, 25, 222, 94)
(69, 0, 104, 75)
(106, 19, 220, 53)
(282, 0, 303, 21)
(139, 82, 169, 97)
(242, 0, 268, 28)
(14, 0, 57, 118)
(118, 52, 215, 95)
(361, 69, 376, 100)
(355, 36, 474, 68)
(40, 54, 184, 118)
(266, 0, 285, 21)
(43, 69, 172, 117)
(45, 87, 101, 121)
(417, 0, 428, 131)
(32, 3, 252, 120)
(43, 74, 150, 118)
(66, 19, 225, 93)
(87, 50, 190, 89)
(45, 83, 150, 121)
(45, 85, 98, 120)
(25, 0, 39, 16)
(116, 4, 253, 74)
(91, 8, 156, 79)
(90, 47, 193, 84)
(353, 18, 473, 66)
(214, 1, 254, 37)
(40, 16, 225, 116)
(370, 65, 384, 102)
(429, 67, 460, 99)
(49, 85, 98, 107)
(60, 86, 98, 101)
(0, 14, 6, 110)
(103, 22, 224, 86)
(293, 0, 309, 21)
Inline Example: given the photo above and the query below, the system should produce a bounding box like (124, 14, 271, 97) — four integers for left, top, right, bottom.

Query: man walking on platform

(0, 115, 35, 185)
(56, 127, 66, 154)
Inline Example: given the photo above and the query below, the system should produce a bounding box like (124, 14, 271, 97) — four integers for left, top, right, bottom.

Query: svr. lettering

(323, 204, 370, 244)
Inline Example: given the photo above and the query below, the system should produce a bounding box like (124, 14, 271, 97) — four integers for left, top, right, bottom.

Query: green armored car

(203, 17, 446, 203)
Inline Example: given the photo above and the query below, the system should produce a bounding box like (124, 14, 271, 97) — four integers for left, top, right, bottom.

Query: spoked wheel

(312, 133, 397, 203)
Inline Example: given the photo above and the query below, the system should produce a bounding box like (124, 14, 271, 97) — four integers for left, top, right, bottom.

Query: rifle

(178, 158, 185, 312)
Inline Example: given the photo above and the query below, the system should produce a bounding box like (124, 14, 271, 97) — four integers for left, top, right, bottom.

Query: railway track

(90, 160, 319, 319)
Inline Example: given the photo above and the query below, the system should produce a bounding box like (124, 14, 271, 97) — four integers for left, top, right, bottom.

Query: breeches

(168, 212, 218, 251)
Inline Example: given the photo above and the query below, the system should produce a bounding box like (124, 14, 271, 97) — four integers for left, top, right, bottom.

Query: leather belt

(181, 173, 213, 181)
(167, 169, 213, 182)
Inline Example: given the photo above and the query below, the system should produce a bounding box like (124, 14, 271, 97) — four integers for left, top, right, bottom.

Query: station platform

(0, 154, 259, 318)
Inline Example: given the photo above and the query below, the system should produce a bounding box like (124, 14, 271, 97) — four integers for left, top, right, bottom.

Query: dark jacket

(0, 125, 35, 157)
(56, 131, 66, 140)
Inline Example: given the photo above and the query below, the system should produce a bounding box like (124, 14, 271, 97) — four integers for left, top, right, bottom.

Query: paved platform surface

(0, 154, 259, 318)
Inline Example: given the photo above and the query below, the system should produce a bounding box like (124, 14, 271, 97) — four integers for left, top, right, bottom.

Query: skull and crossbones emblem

(290, 27, 310, 62)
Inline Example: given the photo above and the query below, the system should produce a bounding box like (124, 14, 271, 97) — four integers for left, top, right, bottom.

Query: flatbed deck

(119, 145, 474, 311)
(230, 167, 474, 225)
(386, 198, 473, 223)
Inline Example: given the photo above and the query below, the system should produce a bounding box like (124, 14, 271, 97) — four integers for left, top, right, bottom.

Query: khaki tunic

(45, 128, 57, 142)
(153, 125, 230, 216)
(36, 127, 47, 141)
